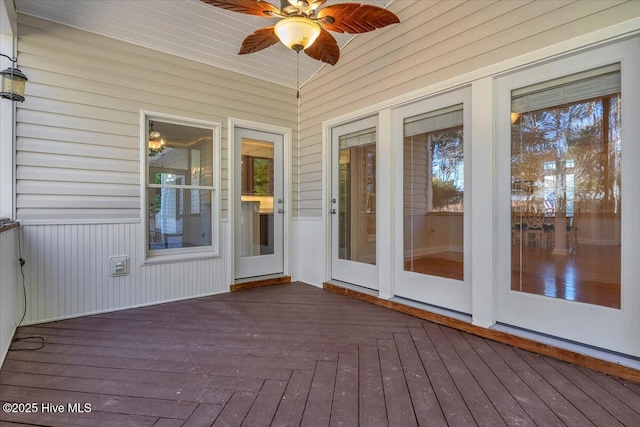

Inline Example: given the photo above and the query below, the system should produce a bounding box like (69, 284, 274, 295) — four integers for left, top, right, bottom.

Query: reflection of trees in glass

(338, 151, 349, 215)
(430, 127, 463, 211)
(242, 156, 274, 195)
(252, 158, 273, 195)
(511, 95, 621, 213)
(432, 178, 462, 210)
(154, 173, 162, 214)
(363, 147, 376, 214)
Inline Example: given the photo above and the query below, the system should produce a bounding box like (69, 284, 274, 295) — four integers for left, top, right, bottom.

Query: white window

(143, 114, 220, 261)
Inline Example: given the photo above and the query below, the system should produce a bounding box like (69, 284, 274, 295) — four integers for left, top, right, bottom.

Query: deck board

(513, 348, 626, 427)
(271, 370, 313, 427)
(461, 334, 564, 426)
(421, 323, 504, 425)
(329, 352, 358, 427)
(300, 361, 336, 427)
(1, 282, 638, 426)
(408, 327, 475, 426)
(212, 391, 256, 427)
(440, 327, 535, 425)
(183, 403, 223, 427)
(393, 332, 447, 426)
(377, 339, 417, 427)
(485, 340, 595, 427)
(358, 345, 388, 426)
(241, 380, 287, 427)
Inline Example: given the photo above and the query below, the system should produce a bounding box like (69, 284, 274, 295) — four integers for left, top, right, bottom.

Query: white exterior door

(234, 127, 285, 279)
(330, 116, 378, 290)
(392, 88, 472, 314)
(495, 38, 640, 357)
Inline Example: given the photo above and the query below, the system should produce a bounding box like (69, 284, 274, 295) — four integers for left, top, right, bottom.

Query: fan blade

(201, 0, 280, 17)
(239, 26, 280, 54)
(304, 28, 339, 65)
(310, 0, 327, 10)
(318, 3, 400, 34)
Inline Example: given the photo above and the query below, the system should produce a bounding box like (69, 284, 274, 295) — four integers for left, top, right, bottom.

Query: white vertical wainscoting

(294, 218, 324, 288)
(0, 228, 19, 367)
(19, 222, 230, 325)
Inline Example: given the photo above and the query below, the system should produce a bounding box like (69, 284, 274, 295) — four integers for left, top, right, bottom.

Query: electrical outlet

(109, 256, 129, 277)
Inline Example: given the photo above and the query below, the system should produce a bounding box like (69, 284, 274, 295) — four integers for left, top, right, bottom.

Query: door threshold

(324, 279, 378, 297)
(231, 274, 291, 292)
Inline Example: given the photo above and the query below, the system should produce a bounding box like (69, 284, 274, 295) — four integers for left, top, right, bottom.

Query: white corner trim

(1, 0, 17, 35)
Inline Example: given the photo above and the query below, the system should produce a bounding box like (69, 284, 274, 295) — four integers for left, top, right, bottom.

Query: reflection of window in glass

(510, 64, 621, 308)
(146, 119, 215, 253)
(242, 155, 274, 196)
(191, 150, 201, 214)
(404, 104, 464, 280)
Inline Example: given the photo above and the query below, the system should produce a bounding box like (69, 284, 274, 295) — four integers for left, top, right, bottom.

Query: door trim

(228, 118, 292, 286)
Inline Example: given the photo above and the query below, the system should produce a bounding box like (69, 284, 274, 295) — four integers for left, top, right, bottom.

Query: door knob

(330, 209, 337, 214)
(278, 208, 285, 214)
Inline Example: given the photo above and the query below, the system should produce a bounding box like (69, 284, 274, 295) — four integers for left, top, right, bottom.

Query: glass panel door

(393, 89, 471, 314)
(496, 37, 640, 357)
(235, 127, 284, 279)
(331, 116, 378, 289)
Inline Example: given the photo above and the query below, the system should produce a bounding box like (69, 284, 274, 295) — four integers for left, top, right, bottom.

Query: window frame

(141, 111, 221, 263)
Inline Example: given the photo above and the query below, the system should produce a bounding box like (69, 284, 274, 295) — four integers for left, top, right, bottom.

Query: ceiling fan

(201, 0, 400, 65)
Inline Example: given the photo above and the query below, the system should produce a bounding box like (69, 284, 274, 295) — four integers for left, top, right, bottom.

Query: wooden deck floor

(1, 282, 639, 426)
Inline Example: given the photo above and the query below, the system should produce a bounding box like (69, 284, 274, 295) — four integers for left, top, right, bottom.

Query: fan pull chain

(296, 51, 300, 99)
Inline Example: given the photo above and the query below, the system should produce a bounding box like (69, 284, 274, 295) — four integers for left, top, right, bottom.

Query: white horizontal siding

(16, 14, 297, 221)
(19, 222, 230, 324)
(298, 0, 640, 217)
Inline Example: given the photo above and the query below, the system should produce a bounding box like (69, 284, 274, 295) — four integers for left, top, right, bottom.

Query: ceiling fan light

(275, 16, 321, 52)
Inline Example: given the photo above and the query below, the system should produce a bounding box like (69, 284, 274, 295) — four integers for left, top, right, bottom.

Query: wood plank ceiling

(15, 0, 392, 89)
